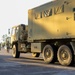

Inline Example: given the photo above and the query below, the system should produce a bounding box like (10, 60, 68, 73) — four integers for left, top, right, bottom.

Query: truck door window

(16, 27, 19, 33)
(21, 25, 25, 30)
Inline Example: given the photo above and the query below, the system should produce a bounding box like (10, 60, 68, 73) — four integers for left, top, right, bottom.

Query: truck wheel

(43, 45, 55, 64)
(57, 45, 74, 66)
(32, 53, 40, 57)
(12, 44, 20, 58)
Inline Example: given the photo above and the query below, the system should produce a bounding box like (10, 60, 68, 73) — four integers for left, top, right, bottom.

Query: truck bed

(28, 0, 75, 42)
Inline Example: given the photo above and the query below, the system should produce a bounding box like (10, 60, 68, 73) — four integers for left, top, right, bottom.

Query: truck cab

(10, 24, 29, 58)
(11, 24, 28, 44)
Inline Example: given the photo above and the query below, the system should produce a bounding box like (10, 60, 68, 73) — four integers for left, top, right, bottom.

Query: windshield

(11, 28, 15, 35)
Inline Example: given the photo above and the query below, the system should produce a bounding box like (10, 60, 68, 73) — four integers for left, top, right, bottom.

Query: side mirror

(8, 29, 10, 34)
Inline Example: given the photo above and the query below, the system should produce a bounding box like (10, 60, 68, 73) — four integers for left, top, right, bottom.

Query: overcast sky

(0, 0, 53, 42)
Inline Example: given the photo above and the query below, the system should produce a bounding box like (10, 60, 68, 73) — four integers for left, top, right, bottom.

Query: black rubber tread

(12, 44, 20, 58)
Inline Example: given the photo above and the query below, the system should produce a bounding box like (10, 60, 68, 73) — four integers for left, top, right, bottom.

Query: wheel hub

(45, 48, 51, 59)
(46, 52, 49, 56)
(61, 50, 68, 60)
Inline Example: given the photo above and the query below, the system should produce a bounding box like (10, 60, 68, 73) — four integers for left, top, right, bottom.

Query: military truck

(10, 0, 75, 66)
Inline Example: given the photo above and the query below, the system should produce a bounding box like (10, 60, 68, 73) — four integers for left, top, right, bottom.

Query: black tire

(32, 53, 40, 57)
(43, 45, 56, 64)
(57, 45, 74, 66)
(12, 44, 20, 58)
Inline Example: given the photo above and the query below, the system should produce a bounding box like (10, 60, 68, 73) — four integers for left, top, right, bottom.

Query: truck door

(19, 25, 26, 40)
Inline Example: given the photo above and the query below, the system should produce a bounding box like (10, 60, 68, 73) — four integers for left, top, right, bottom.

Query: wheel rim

(60, 49, 68, 61)
(32, 53, 36, 57)
(44, 47, 52, 59)
(12, 45, 16, 57)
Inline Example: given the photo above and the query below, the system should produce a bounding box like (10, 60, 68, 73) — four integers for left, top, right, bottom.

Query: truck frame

(10, 0, 75, 66)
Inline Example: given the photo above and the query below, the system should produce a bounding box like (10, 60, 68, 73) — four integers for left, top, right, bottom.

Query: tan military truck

(10, 0, 75, 66)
